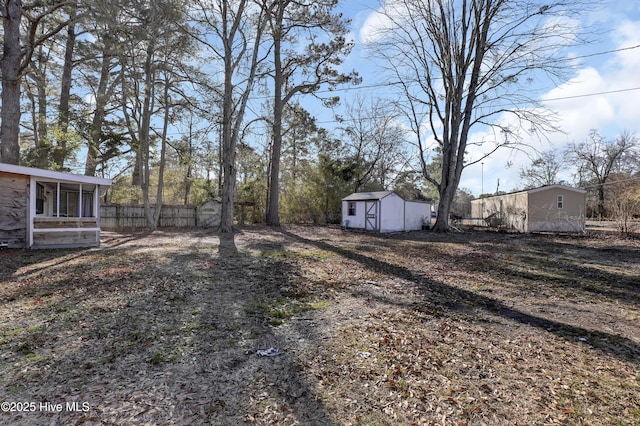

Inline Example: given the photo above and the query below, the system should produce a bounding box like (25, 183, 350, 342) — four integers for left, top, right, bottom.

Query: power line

(570, 43, 640, 60)
(543, 87, 640, 102)
(580, 175, 640, 190)
(121, 43, 640, 137)
(292, 44, 640, 98)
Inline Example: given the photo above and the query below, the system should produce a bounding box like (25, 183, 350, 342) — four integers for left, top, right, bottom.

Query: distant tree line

(0, 0, 599, 231)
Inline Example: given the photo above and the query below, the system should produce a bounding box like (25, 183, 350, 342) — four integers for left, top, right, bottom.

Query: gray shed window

(557, 195, 564, 209)
(348, 202, 356, 216)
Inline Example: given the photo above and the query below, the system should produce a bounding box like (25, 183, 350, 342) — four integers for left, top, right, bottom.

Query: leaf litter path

(0, 226, 638, 425)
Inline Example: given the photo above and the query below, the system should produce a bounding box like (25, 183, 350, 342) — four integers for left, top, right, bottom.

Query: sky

(317, 0, 640, 197)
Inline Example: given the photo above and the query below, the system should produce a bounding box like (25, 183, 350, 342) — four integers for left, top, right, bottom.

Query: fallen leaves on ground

(0, 226, 638, 425)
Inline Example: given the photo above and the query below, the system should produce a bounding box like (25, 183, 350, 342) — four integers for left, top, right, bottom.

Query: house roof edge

(0, 162, 112, 186)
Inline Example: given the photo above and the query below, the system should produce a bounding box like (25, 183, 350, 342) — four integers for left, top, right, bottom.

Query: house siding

(0, 171, 28, 248)
(473, 192, 528, 231)
(470, 185, 586, 233)
(528, 188, 585, 232)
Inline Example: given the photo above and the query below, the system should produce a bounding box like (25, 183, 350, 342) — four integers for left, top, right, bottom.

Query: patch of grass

(180, 320, 201, 333)
(268, 308, 292, 327)
(297, 249, 332, 261)
(4, 384, 26, 395)
(2, 327, 24, 339)
(307, 300, 331, 310)
(269, 318, 284, 327)
(149, 352, 164, 365)
(245, 294, 326, 327)
(262, 249, 289, 259)
(24, 353, 45, 363)
(271, 309, 289, 319)
(17, 341, 35, 355)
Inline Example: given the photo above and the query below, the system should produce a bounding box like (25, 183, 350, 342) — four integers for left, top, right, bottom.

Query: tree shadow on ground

(460, 235, 640, 305)
(0, 230, 335, 425)
(188, 230, 335, 425)
(278, 228, 640, 365)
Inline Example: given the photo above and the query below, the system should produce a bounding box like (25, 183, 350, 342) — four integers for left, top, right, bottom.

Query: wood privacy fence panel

(100, 205, 197, 229)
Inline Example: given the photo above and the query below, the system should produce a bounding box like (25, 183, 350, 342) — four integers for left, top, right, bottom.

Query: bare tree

(115, 0, 195, 230)
(339, 95, 407, 192)
(519, 150, 564, 189)
(566, 130, 638, 219)
(372, 0, 591, 231)
(607, 176, 640, 234)
(82, 38, 120, 176)
(190, 0, 269, 232)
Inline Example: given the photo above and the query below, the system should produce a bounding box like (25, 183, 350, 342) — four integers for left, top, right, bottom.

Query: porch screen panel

(82, 194, 94, 217)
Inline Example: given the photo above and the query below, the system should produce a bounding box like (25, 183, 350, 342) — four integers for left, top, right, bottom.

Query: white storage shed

(341, 191, 431, 233)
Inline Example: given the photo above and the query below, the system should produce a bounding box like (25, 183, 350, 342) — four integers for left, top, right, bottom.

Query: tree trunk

(265, 5, 284, 227)
(85, 44, 112, 176)
(54, 6, 77, 170)
(183, 123, 193, 205)
(0, 0, 23, 165)
(220, 134, 236, 232)
(219, 4, 237, 233)
(432, 166, 468, 232)
(35, 58, 48, 168)
(140, 41, 156, 230)
(153, 83, 170, 228)
(597, 184, 606, 220)
(219, 67, 236, 231)
(266, 100, 283, 226)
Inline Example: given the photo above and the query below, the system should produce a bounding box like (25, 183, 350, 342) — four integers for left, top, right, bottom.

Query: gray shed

(197, 199, 221, 228)
(342, 191, 431, 233)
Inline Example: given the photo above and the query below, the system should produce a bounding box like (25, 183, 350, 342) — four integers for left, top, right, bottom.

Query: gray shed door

(365, 201, 378, 231)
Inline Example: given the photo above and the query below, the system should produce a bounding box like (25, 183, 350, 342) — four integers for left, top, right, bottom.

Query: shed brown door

(365, 201, 378, 231)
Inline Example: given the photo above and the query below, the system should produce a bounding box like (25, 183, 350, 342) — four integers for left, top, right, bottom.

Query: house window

(36, 183, 44, 215)
(348, 202, 356, 216)
(557, 195, 564, 209)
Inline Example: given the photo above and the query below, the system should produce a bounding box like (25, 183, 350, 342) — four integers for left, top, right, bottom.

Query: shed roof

(471, 184, 586, 203)
(527, 184, 586, 195)
(342, 190, 397, 201)
(0, 162, 112, 186)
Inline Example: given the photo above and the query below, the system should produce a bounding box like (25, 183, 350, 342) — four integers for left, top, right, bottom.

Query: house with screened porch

(0, 163, 112, 249)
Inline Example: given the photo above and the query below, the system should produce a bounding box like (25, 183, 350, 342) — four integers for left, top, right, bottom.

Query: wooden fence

(100, 204, 197, 229)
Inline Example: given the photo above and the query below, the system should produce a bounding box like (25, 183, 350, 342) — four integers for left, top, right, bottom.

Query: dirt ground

(0, 225, 638, 425)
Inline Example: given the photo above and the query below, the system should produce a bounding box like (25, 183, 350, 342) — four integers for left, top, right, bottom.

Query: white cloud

(542, 67, 616, 136)
(358, 1, 410, 44)
(359, 8, 391, 44)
